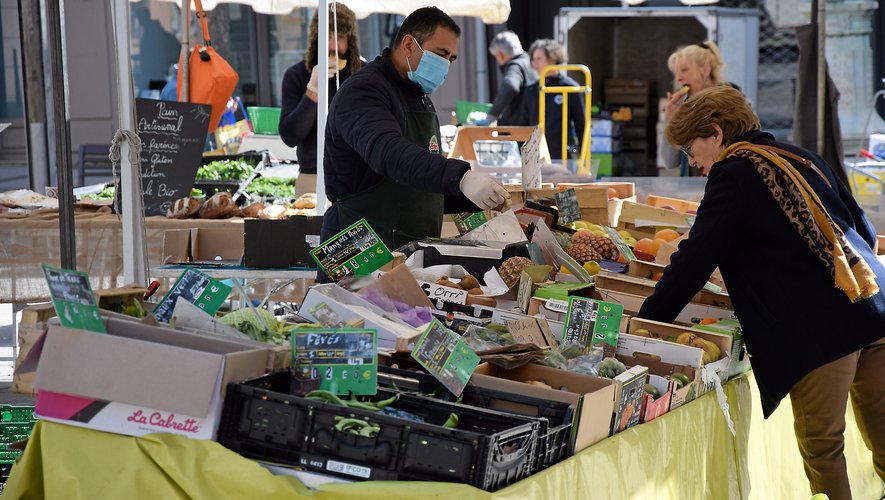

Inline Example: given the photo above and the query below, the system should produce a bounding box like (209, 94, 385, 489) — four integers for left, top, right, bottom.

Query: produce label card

(308, 302, 347, 328)
(42, 264, 106, 333)
(311, 219, 392, 280)
(451, 211, 488, 235)
(292, 329, 377, 396)
(153, 268, 232, 323)
(603, 226, 636, 262)
(563, 297, 623, 356)
(554, 189, 581, 224)
(411, 320, 480, 396)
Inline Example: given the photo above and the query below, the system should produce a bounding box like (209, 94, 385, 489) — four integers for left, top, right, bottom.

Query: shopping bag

(214, 98, 250, 154)
(177, 0, 239, 132)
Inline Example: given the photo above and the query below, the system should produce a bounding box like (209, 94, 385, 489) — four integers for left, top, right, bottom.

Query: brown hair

(528, 39, 567, 65)
(665, 85, 760, 148)
(306, 3, 362, 73)
(667, 40, 727, 86)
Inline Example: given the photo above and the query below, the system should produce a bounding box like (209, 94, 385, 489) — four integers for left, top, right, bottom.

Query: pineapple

(498, 256, 534, 288)
(572, 230, 616, 260)
(566, 243, 604, 263)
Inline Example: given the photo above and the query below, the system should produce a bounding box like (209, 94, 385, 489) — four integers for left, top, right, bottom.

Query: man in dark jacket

(638, 86, 884, 499)
(322, 7, 507, 251)
(479, 31, 537, 126)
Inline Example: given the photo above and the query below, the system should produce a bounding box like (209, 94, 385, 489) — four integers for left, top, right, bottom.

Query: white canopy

(133, 0, 512, 23)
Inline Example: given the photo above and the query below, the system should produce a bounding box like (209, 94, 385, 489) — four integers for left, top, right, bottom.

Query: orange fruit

(652, 272, 664, 281)
(654, 228, 680, 242)
(699, 317, 718, 325)
(649, 238, 667, 255)
(607, 187, 620, 200)
(633, 238, 654, 255)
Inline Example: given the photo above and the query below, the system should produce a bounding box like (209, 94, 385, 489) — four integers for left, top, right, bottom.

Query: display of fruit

(644, 383, 662, 399)
(525, 380, 553, 389)
(559, 343, 586, 360)
(566, 242, 604, 263)
(570, 230, 616, 260)
(675, 331, 721, 364)
(668, 373, 691, 388)
(458, 274, 480, 291)
(554, 231, 573, 250)
(583, 261, 601, 276)
(654, 228, 680, 242)
(436, 276, 460, 289)
(617, 230, 638, 247)
(607, 187, 620, 200)
(498, 256, 534, 288)
(596, 357, 627, 378)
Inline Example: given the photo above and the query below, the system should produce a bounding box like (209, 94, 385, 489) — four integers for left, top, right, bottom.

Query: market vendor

(637, 86, 884, 500)
(279, 3, 362, 197)
(322, 6, 508, 250)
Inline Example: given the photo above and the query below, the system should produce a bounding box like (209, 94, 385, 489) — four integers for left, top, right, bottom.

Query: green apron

(334, 91, 445, 250)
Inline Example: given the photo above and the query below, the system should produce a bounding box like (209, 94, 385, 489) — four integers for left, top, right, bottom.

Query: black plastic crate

(376, 368, 575, 468)
(218, 372, 539, 491)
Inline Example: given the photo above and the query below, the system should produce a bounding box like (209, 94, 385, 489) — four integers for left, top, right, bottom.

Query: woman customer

(638, 85, 884, 500)
(279, 3, 362, 197)
(659, 40, 729, 176)
(524, 38, 586, 168)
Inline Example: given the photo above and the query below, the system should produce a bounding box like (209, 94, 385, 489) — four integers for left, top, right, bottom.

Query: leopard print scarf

(721, 142, 879, 303)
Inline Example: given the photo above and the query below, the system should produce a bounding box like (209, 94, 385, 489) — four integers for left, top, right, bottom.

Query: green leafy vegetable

(245, 176, 297, 199)
(197, 159, 256, 181)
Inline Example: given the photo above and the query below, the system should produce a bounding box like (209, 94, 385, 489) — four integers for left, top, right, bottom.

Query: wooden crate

(618, 201, 693, 234)
(526, 182, 635, 226)
(646, 194, 700, 214)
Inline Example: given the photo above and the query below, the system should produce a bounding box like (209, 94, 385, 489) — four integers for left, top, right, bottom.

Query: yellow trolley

(538, 64, 592, 175)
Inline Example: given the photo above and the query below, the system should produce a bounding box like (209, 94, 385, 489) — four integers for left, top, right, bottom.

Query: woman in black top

(279, 3, 362, 196)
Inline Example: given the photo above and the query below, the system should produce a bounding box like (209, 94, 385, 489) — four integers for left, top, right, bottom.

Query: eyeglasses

(680, 142, 695, 160)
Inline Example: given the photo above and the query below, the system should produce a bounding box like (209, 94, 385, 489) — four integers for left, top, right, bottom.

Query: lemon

(583, 261, 601, 276)
(559, 265, 572, 275)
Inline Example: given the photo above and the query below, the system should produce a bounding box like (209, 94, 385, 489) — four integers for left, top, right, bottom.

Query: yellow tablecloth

(2, 376, 882, 499)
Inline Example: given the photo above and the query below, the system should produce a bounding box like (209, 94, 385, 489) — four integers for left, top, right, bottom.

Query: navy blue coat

(323, 49, 473, 208)
(638, 131, 885, 418)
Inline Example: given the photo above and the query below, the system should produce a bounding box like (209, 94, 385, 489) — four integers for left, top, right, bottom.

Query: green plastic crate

(456, 100, 493, 123)
(246, 107, 282, 135)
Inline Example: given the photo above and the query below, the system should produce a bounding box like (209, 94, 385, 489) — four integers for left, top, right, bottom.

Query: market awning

(131, 0, 512, 23)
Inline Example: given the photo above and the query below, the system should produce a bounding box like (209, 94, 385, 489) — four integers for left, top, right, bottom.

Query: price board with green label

(411, 320, 480, 396)
(310, 219, 393, 280)
(153, 268, 232, 324)
(451, 211, 488, 235)
(42, 264, 106, 333)
(563, 297, 623, 356)
(292, 329, 377, 396)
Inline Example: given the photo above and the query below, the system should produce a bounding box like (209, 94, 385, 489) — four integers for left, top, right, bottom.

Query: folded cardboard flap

(162, 227, 244, 264)
(163, 229, 192, 263)
(32, 316, 268, 418)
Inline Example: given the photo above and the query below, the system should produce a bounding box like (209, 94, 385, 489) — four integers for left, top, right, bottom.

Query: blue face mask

(406, 36, 450, 94)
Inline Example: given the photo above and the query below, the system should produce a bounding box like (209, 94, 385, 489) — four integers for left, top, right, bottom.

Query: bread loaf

(167, 197, 201, 219)
(198, 192, 238, 219)
(242, 202, 265, 218)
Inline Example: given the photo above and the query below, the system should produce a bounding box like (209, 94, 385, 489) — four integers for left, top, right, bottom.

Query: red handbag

(177, 0, 239, 132)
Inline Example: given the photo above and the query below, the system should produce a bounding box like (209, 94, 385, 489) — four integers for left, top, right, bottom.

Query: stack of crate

(604, 80, 657, 176)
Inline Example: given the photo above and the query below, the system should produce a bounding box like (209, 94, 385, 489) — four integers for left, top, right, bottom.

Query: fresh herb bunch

(245, 176, 297, 199)
(196, 159, 257, 181)
(82, 185, 116, 200)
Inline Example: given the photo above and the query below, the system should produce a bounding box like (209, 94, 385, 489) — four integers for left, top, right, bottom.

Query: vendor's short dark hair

(394, 7, 460, 47)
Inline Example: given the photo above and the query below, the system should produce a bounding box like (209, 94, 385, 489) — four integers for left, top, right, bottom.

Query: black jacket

(279, 60, 353, 174)
(324, 49, 472, 207)
(524, 73, 586, 160)
(637, 131, 885, 418)
(488, 52, 537, 126)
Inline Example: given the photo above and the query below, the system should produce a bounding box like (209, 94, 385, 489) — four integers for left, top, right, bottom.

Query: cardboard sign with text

(311, 219, 393, 280)
(563, 297, 624, 356)
(42, 265, 106, 333)
(506, 317, 557, 348)
(153, 269, 232, 324)
(292, 329, 377, 396)
(411, 320, 480, 396)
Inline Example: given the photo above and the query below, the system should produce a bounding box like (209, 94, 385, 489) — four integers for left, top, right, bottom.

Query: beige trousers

(789, 337, 885, 500)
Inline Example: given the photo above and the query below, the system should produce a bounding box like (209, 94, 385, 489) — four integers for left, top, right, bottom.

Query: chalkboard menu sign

(292, 329, 378, 396)
(41, 264, 105, 333)
(562, 297, 623, 356)
(555, 188, 581, 224)
(411, 320, 480, 396)
(310, 219, 393, 280)
(153, 268, 232, 324)
(135, 98, 211, 216)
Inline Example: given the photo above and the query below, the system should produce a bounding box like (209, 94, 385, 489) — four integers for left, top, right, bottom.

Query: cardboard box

(449, 125, 551, 163)
(610, 365, 648, 435)
(592, 288, 735, 326)
(691, 318, 751, 379)
(472, 363, 615, 453)
(299, 283, 425, 351)
(243, 216, 323, 268)
(639, 374, 675, 423)
(615, 352, 689, 415)
(23, 316, 269, 439)
(646, 194, 700, 213)
(617, 201, 693, 238)
(162, 227, 244, 265)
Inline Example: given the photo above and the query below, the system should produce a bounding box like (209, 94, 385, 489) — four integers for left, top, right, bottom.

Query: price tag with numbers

(411, 320, 480, 397)
(310, 219, 393, 280)
(42, 264, 106, 333)
(562, 297, 623, 357)
(153, 268, 232, 324)
(292, 329, 377, 396)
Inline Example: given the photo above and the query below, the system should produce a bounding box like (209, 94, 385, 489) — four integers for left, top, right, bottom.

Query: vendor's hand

(460, 170, 508, 210)
(663, 86, 690, 121)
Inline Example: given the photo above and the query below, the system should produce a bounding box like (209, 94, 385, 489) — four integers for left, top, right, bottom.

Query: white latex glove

(460, 170, 508, 210)
(306, 58, 340, 94)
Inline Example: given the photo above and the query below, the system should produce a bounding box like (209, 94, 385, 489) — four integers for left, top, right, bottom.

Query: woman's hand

(663, 86, 690, 122)
(305, 58, 340, 102)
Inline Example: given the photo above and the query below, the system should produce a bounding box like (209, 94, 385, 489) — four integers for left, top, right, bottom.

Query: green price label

(292, 329, 378, 396)
(451, 211, 488, 235)
(563, 297, 623, 356)
(153, 268, 232, 323)
(411, 320, 480, 397)
(42, 264, 106, 333)
(310, 219, 393, 280)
